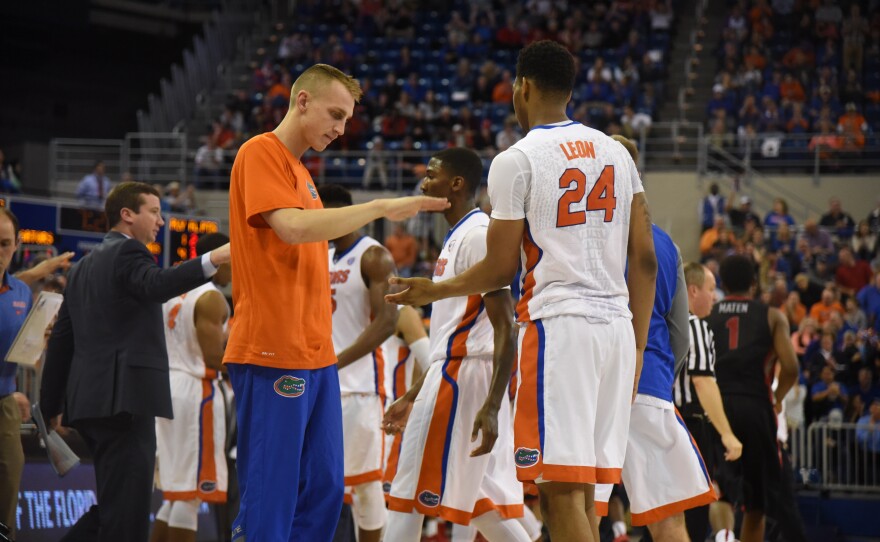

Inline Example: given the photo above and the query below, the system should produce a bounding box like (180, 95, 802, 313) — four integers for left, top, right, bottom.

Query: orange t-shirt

(224, 132, 336, 369)
(808, 301, 844, 326)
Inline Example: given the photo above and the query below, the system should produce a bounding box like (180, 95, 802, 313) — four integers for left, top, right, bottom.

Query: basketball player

(386, 41, 658, 542)
(152, 233, 232, 542)
(382, 148, 531, 541)
(706, 255, 799, 542)
(382, 304, 430, 498)
(223, 63, 447, 541)
(594, 136, 714, 542)
(320, 183, 398, 542)
(676, 263, 743, 542)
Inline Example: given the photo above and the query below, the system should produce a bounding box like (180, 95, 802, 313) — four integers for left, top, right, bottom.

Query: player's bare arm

(262, 196, 448, 245)
(471, 288, 516, 457)
(627, 192, 658, 397)
(769, 307, 799, 413)
(382, 370, 428, 435)
(385, 217, 523, 306)
(194, 290, 229, 371)
(692, 375, 743, 461)
(337, 245, 399, 369)
(14, 251, 74, 286)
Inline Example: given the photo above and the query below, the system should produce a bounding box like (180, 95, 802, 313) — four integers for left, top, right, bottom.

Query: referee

(705, 255, 799, 542)
(675, 263, 742, 542)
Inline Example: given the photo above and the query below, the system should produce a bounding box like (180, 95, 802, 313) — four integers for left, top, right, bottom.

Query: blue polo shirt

(0, 272, 33, 396)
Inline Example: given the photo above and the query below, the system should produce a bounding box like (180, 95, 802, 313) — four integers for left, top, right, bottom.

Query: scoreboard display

(4, 196, 221, 267)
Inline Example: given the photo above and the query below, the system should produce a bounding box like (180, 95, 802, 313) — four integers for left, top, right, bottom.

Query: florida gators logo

(382, 482, 392, 494)
(417, 490, 440, 507)
(307, 182, 319, 199)
(199, 480, 217, 492)
(274, 376, 305, 397)
(514, 447, 540, 468)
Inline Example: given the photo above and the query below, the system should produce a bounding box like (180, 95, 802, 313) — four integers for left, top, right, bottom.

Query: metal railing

(790, 421, 880, 493)
(49, 139, 126, 197)
(678, 0, 709, 121)
(124, 133, 188, 186)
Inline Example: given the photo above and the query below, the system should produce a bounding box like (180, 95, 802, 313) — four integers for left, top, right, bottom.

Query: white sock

(451, 522, 477, 542)
(385, 510, 424, 542)
(716, 529, 736, 542)
(423, 516, 439, 536)
(613, 520, 627, 538)
(470, 511, 532, 542)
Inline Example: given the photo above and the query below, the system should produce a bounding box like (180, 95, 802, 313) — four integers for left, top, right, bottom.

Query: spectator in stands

(700, 183, 726, 231)
(495, 15, 523, 49)
(840, 69, 865, 106)
(867, 199, 880, 234)
(801, 218, 835, 256)
(855, 398, 880, 482)
(727, 195, 761, 233)
(844, 297, 868, 333)
(194, 138, 225, 189)
(852, 220, 878, 262)
(811, 364, 848, 420)
(853, 368, 880, 416)
(495, 115, 521, 151)
(76, 160, 113, 208)
(0, 149, 20, 194)
(792, 316, 819, 362)
(836, 246, 874, 299)
(780, 72, 806, 105)
(764, 198, 796, 230)
(808, 117, 843, 161)
(362, 136, 389, 190)
(843, 4, 870, 70)
(837, 102, 869, 154)
(820, 197, 857, 241)
(772, 221, 798, 255)
(384, 223, 417, 278)
(810, 287, 846, 326)
(700, 215, 727, 256)
(784, 290, 808, 329)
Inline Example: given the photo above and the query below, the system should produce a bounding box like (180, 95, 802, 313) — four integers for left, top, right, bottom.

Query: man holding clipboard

(0, 208, 34, 538)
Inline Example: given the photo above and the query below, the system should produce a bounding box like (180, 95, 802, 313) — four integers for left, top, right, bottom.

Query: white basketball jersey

(163, 282, 230, 379)
(428, 209, 497, 365)
(507, 121, 643, 324)
(330, 236, 387, 396)
(383, 334, 415, 402)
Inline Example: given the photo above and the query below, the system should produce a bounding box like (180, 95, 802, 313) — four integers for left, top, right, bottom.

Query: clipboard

(4, 291, 63, 367)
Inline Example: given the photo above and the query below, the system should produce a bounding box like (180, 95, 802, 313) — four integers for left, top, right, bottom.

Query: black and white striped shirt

(674, 314, 716, 418)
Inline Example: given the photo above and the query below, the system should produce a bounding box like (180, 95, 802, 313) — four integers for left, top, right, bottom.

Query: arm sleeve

(240, 140, 305, 228)
(200, 253, 218, 277)
(487, 148, 530, 220)
(408, 336, 432, 373)
(688, 318, 716, 377)
(115, 239, 208, 303)
(668, 249, 691, 377)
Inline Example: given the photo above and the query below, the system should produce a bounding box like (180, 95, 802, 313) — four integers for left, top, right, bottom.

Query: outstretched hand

(385, 276, 439, 307)
(382, 196, 449, 221)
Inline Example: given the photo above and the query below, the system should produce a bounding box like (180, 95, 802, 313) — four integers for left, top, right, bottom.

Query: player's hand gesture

(385, 277, 438, 307)
(382, 396, 414, 435)
(470, 403, 499, 457)
(380, 196, 449, 221)
(721, 431, 743, 462)
(209, 243, 231, 266)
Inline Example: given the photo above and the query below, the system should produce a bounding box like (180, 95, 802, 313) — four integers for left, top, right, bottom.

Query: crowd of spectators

(192, 0, 679, 188)
(707, 0, 880, 166)
(699, 183, 880, 456)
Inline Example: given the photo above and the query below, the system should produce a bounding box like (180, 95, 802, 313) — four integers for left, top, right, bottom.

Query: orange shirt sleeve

(239, 139, 305, 229)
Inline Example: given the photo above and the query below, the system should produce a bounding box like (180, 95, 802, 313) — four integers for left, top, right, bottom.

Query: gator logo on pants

(274, 376, 305, 397)
(514, 447, 541, 468)
(382, 482, 392, 494)
(200, 480, 217, 492)
(417, 490, 440, 507)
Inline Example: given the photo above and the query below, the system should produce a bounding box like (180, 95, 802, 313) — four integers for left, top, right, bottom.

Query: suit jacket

(41, 231, 209, 424)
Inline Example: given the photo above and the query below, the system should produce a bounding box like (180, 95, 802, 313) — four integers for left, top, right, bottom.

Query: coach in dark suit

(40, 182, 230, 542)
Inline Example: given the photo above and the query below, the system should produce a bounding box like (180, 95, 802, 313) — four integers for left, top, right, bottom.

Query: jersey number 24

(556, 165, 616, 227)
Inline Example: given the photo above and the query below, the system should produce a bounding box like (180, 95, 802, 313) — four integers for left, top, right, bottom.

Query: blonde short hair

(684, 262, 707, 288)
(291, 64, 363, 105)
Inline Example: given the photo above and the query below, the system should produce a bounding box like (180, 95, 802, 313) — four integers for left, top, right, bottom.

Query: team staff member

(41, 182, 231, 542)
(321, 184, 398, 542)
(675, 263, 742, 542)
(706, 255, 799, 542)
(0, 209, 32, 538)
(152, 233, 233, 542)
(223, 63, 447, 542)
(387, 42, 657, 542)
